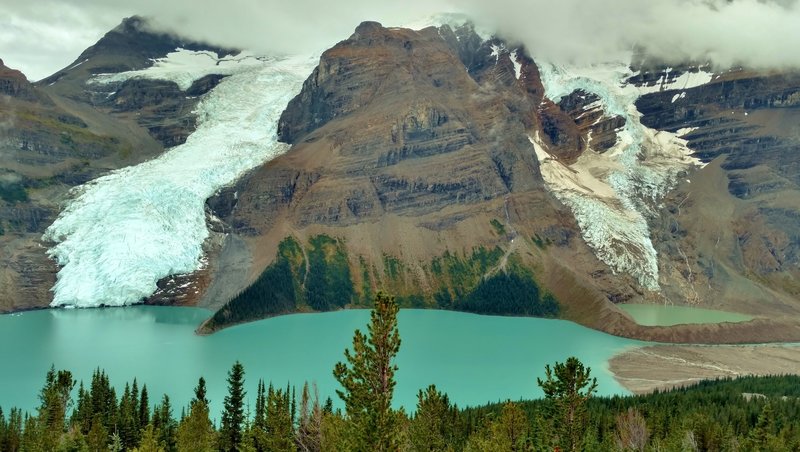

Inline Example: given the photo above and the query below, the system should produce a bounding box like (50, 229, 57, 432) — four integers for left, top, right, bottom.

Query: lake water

(619, 303, 753, 326)
(0, 307, 642, 416)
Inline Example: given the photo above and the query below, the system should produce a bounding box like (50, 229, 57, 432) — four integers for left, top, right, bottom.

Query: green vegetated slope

(202, 235, 558, 332)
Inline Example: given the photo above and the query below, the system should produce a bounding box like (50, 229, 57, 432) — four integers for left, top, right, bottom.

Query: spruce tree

(250, 379, 268, 451)
(139, 385, 150, 428)
(154, 394, 176, 452)
(193, 377, 208, 406)
(220, 361, 246, 451)
(118, 382, 139, 449)
(333, 291, 401, 451)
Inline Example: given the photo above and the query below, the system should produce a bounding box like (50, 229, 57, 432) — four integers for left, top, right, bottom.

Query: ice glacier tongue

(535, 61, 706, 291)
(44, 53, 318, 307)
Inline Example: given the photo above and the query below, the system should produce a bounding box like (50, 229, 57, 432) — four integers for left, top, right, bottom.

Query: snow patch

(490, 44, 502, 64)
(511, 50, 523, 80)
(536, 60, 708, 290)
(92, 48, 270, 91)
(44, 53, 317, 307)
(637, 69, 714, 94)
(671, 92, 687, 103)
(67, 58, 89, 71)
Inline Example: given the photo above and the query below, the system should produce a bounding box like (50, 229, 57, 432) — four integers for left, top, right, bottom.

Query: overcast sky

(1, 0, 799, 81)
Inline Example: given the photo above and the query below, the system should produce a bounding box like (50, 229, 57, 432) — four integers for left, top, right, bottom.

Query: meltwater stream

(43, 52, 316, 307)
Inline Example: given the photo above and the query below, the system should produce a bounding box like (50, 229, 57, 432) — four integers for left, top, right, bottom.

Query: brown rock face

(0, 59, 38, 101)
(241, 22, 551, 229)
(206, 21, 653, 336)
(632, 66, 800, 318)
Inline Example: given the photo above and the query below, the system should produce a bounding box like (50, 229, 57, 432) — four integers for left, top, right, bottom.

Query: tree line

(2, 292, 799, 451)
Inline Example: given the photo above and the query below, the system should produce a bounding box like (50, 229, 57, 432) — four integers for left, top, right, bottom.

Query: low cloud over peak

(1, 0, 798, 81)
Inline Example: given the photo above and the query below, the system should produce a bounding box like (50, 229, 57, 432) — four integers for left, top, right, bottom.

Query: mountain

(197, 21, 800, 342)
(4, 17, 800, 343)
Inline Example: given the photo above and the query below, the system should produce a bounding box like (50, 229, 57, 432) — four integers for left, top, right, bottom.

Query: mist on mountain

(2, 0, 800, 80)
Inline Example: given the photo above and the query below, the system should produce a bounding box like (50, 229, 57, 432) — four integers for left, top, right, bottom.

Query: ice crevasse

(43, 50, 317, 307)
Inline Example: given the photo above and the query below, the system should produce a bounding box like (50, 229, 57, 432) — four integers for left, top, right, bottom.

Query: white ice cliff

(535, 62, 709, 290)
(43, 51, 317, 307)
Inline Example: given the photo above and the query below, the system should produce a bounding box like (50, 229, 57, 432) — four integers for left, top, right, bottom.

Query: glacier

(44, 52, 317, 307)
(535, 61, 707, 291)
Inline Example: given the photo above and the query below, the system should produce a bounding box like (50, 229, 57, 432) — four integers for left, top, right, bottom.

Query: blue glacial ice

(44, 52, 317, 307)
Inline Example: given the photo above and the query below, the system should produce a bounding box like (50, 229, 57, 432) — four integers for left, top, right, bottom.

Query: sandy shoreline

(609, 343, 800, 395)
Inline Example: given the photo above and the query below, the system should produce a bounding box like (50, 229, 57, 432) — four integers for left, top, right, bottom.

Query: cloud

(0, 0, 798, 81)
(464, 0, 800, 69)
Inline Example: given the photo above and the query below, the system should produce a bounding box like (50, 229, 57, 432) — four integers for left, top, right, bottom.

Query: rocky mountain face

(40, 16, 233, 149)
(636, 68, 800, 317)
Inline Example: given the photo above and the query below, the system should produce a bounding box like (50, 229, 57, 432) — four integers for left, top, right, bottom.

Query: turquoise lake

(0, 307, 642, 416)
(619, 303, 753, 326)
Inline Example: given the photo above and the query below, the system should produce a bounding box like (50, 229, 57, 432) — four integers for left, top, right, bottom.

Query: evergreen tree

(89, 369, 117, 432)
(537, 356, 597, 452)
(71, 381, 92, 434)
(86, 414, 108, 452)
(410, 385, 453, 451)
(464, 402, 529, 452)
(265, 386, 294, 451)
(193, 377, 208, 406)
(20, 414, 44, 452)
(139, 385, 151, 428)
(118, 382, 140, 449)
(249, 380, 268, 451)
(220, 361, 246, 451)
(747, 400, 777, 450)
(109, 431, 124, 452)
(5, 408, 23, 452)
(37, 366, 75, 450)
(176, 398, 215, 452)
(153, 394, 176, 452)
(131, 379, 142, 437)
(333, 291, 401, 451)
(136, 422, 165, 452)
